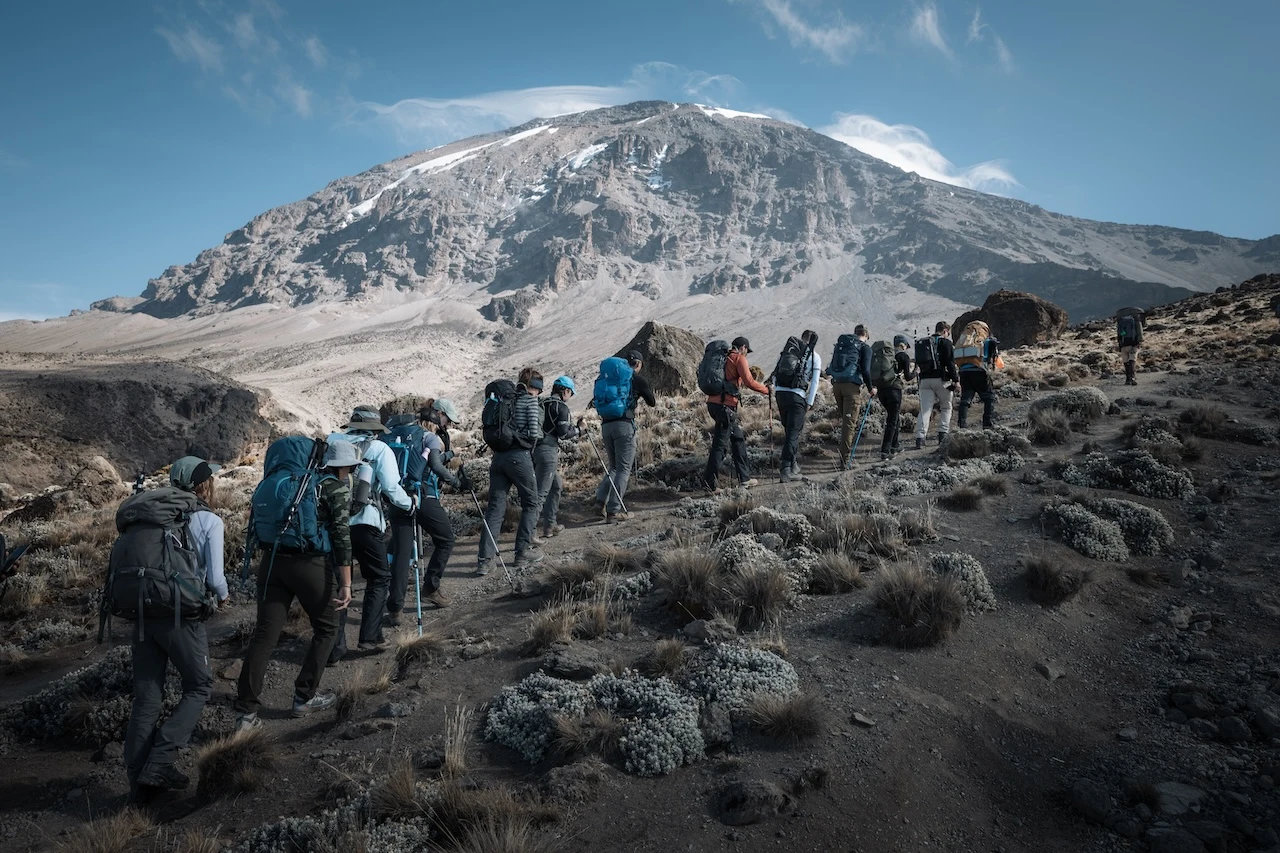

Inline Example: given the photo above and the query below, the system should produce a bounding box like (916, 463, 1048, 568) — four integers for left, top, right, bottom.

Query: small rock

(1188, 718, 1219, 739)
(1113, 817, 1143, 839)
(1164, 708, 1188, 724)
(413, 748, 445, 770)
(541, 643, 608, 680)
(1187, 649, 1217, 663)
(1257, 775, 1275, 791)
(1154, 781, 1207, 816)
(375, 702, 415, 719)
(942, 534, 961, 542)
(1167, 607, 1193, 630)
(1255, 706, 1280, 738)
(1256, 827, 1279, 846)
(714, 779, 793, 826)
(1145, 827, 1207, 853)
(1135, 803, 1154, 821)
(541, 759, 608, 804)
(1224, 809, 1254, 836)
(93, 742, 124, 763)
(218, 660, 243, 681)
(1035, 661, 1064, 682)
(851, 712, 877, 728)
(1217, 715, 1251, 743)
(683, 619, 737, 644)
(1197, 550, 1225, 571)
(459, 642, 492, 661)
(700, 702, 734, 747)
(1184, 820, 1226, 846)
(65, 788, 84, 802)
(1116, 728, 1138, 742)
(511, 578, 544, 598)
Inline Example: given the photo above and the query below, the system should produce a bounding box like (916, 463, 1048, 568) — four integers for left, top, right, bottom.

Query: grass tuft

(718, 495, 757, 529)
(1178, 404, 1228, 438)
(653, 548, 723, 621)
(729, 566, 790, 631)
(873, 564, 964, 648)
(550, 708, 622, 758)
(195, 726, 276, 801)
(543, 562, 599, 597)
(746, 693, 823, 742)
(55, 808, 152, 853)
(395, 628, 447, 675)
(1024, 555, 1093, 604)
(442, 701, 473, 778)
(1028, 407, 1072, 446)
(523, 599, 576, 655)
(808, 552, 865, 594)
(584, 543, 646, 574)
(942, 431, 992, 461)
(971, 474, 1010, 496)
(940, 484, 984, 511)
(636, 638, 688, 677)
(371, 755, 427, 821)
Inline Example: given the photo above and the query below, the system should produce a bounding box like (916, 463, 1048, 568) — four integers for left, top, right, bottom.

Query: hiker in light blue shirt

(328, 406, 412, 661)
(773, 330, 822, 483)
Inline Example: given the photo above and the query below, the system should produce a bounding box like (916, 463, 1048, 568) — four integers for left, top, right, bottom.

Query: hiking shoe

(136, 763, 189, 791)
(607, 512, 630, 523)
(779, 471, 794, 484)
(292, 691, 338, 717)
(742, 478, 760, 488)
(880, 452, 890, 463)
(937, 432, 949, 445)
(915, 437, 925, 450)
(531, 534, 546, 546)
(544, 524, 565, 538)
(514, 548, 545, 568)
(384, 610, 401, 628)
(475, 560, 493, 576)
(235, 713, 262, 732)
(357, 639, 392, 653)
(425, 589, 451, 608)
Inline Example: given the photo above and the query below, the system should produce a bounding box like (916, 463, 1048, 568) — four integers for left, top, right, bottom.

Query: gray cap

(170, 456, 220, 492)
(323, 440, 363, 469)
(433, 398, 461, 425)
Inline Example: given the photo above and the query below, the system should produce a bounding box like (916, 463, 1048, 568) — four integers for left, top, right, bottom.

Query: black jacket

(538, 397, 579, 447)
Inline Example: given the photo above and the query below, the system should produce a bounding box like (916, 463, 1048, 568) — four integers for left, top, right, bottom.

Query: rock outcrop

(613, 321, 706, 396)
(954, 290, 1069, 347)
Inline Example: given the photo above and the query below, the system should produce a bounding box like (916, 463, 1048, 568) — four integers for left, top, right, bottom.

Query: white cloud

(966, 7, 984, 43)
(819, 113, 1017, 192)
(156, 24, 224, 74)
(910, 3, 953, 58)
(351, 63, 760, 147)
(274, 74, 313, 118)
(993, 34, 1014, 72)
(748, 0, 863, 63)
(303, 35, 327, 69)
(965, 6, 1014, 71)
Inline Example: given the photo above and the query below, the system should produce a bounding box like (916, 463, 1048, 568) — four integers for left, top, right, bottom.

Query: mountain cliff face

(123, 102, 1277, 324)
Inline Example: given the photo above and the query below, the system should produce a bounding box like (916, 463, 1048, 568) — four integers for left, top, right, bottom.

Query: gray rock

(1154, 781, 1207, 816)
(1255, 706, 1280, 738)
(714, 779, 793, 826)
(1070, 779, 1112, 825)
(1167, 607, 1193, 630)
(700, 702, 735, 747)
(1189, 718, 1219, 739)
(541, 643, 608, 680)
(1113, 817, 1143, 839)
(1035, 661, 1065, 682)
(1172, 691, 1216, 718)
(1224, 809, 1254, 836)
(93, 742, 124, 763)
(1217, 715, 1251, 743)
(1116, 728, 1138, 742)
(511, 578, 545, 598)
(218, 659, 243, 681)
(1184, 821, 1226, 846)
(851, 712, 877, 728)
(1145, 827, 1207, 853)
(375, 702, 415, 719)
(683, 619, 737, 644)
(541, 759, 608, 804)
(459, 642, 492, 661)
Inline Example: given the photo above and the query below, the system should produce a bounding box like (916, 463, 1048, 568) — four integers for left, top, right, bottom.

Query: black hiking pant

(235, 552, 339, 714)
(958, 370, 996, 429)
(704, 403, 751, 487)
(877, 383, 904, 455)
(125, 619, 212, 785)
(479, 449, 539, 563)
(388, 498, 455, 609)
(775, 390, 807, 472)
(331, 524, 391, 660)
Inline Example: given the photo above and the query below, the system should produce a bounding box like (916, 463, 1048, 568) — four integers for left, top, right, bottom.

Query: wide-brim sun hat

(170, 456, 220, 492)
(342, 406, 389, 433)
(323, 440, 363, 469)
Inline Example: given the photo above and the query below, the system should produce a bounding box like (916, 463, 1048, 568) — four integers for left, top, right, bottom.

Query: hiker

(477, 369, 545, 572)
(954, 321, 1001, 429)
(1115, 307, 1146, 385)
(329, 407, 413, 660)
(121, 456, 227, 802)
(824, 325, 875, 470)
(536, 377, 582, 538)
(235, 441, 356, 730)
(772, 330, 821, 482)
(913, 321, 959, 449)
(869, 337, 914, 462)
(592, 351, 656, 522)
(702, 336, 771, 489)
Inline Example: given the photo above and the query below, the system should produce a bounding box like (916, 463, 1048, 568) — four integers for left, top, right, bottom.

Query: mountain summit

(125, 101, 1276, 325)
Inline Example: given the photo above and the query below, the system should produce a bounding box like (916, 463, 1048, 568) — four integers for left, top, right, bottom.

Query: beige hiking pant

(1121, 345, 1139, 364)
(915, 377, 954, 439)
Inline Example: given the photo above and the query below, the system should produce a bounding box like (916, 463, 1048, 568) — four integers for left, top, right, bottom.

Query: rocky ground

(0, 274, 1278, 853)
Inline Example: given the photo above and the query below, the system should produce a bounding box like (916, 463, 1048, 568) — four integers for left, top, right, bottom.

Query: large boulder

(613, 321, 705, 396)
(954, 289, 1069, 348)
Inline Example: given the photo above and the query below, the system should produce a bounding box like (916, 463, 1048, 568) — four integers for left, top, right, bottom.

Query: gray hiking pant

(915, 377, 954, 439)
(593, 419, 636, 514)
(534, 443, 563, 529)
(125, 619, 212, 783)
(478, 449, 539, 563)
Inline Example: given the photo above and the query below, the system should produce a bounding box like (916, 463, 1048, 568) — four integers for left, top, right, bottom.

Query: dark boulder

(613, 321, 706, 396)
(954, 289, 1069, 348)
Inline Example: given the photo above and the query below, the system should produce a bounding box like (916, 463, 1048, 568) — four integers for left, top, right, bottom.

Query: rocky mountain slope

(119, 101, 1275, 323)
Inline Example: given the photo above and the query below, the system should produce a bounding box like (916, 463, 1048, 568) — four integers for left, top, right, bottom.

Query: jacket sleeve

(939, 338, 959, 383)
(427, 448, 461, 489)
(549, 399, 579, 440)
(515, 394, 544, 444)
(733, 353, 771, 395)
(632, 374, 657, 408)
(374, 445, 412, 511)
(805, 352, 822, 407)
(197, 512, 228, 600)
(858, 345, 873, 388)
(896, 351, 914, 380)
(320, 477, 352, 566)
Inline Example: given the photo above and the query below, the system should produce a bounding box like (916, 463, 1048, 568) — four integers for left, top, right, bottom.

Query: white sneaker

(235, 713, 262, 732)
(291, 691, 337, 718)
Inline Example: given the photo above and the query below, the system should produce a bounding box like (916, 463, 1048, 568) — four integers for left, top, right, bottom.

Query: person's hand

(869, 387, 878, 398)
(333, 579, 352, 611)
(218, 595, 230, 610)
(576, 417, 585, 430)
(458, 469, 473, 492)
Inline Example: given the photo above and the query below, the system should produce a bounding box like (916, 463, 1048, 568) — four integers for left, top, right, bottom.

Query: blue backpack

(381, 415, 428, 496)
(593, 357, 634, 420)
(251, 436, 332, 554)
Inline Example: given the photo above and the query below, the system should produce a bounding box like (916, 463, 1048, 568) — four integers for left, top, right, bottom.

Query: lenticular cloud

(819, 113, 1017, 193)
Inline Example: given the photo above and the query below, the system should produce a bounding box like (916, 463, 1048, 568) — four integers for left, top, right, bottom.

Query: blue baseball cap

(553, 376, 576, 394)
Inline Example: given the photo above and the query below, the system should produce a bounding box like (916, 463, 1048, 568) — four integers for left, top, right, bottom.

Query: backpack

(100, 487, 218, 640)
(593, 357, 635, 420)
(380, 415, 428, 495)
(829, 334, 864, 383)
(251, 436, 332, 554)
(773, 336, 810, 390)
(482, 379, 531, 452)
(870, 341, 899, 387)
(954, 321, 992, 370)
(697, 340, 739, 397)
(915, 335, 941, 375)
(1117, 314, 1143, 346)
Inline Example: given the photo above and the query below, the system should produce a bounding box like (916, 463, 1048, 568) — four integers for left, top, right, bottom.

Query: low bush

(1028, 407, 1072, 446)
(940, 484, 984, 511)
(873, 564, 964, 648)
(746, 693, 823, 742)
(1024, 555, 1092, 604)
(195, 726, 276, 801)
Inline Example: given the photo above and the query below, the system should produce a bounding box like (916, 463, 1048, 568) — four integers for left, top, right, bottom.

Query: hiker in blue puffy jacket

(593, 351, 656, 523)
(478, 369, 545, 572)
(328, 406, 412, 661)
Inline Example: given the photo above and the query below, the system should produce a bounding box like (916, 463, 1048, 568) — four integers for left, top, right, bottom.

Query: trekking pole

(585, 429, 628, 516)
(468, 487, 515, 588)
(767, 392, 777, 483)
(412, 490, 423, 637)
(847, 399, 874, 469)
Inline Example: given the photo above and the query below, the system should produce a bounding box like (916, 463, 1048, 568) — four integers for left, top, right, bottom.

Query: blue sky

(1, 0, 1276, 320)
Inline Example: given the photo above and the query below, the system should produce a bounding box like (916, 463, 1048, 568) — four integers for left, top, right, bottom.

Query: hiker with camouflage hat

(536, 376, 583, 539)
(235, 441, 355, 731)
(328, 407, 412, 661)
(123, 456, 227, 803)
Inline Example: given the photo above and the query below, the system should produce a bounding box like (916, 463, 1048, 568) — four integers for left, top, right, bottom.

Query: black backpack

(482, 379, 531, 452)
(915, 335, 940, 375)
(1117, 314, 1143, 346)
(773, 336, 810, 389)
(100, 488, 218, 642)
(829, 334, 864, 383)
(697, 340, 739, 397)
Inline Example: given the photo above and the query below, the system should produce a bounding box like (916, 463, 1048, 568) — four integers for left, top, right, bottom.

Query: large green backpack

(870, 340, 899, 387)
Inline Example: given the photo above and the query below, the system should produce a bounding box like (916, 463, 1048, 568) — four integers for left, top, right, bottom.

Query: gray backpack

(99, 488, 218, 641)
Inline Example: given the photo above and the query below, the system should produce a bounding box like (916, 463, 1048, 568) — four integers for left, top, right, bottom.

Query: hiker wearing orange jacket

(704, 336, 771, 489)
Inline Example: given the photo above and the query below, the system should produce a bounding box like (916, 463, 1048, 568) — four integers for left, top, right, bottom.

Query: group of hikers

(103, 307, 1145, 804)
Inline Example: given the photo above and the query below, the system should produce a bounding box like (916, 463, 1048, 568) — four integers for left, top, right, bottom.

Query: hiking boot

(915, 436, 925, 450)
(544, 524, 565, 538)
(475, 560, 493, 576)
(136, 763, 189, 791)
(235, 712, 263, 732)
(384, 610, 402, 628)
(779, 470, 794, 484)
(742, 478, 759, 488)
(357, 639, 392, 653)
(292, 691, 338, 717)
(514, 548, 545, 568)
(425, 589, 451, 608)
(880, 452, 890, 463)
(937, 432, 949, 446)
(607, 511, 630, 523)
